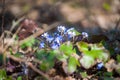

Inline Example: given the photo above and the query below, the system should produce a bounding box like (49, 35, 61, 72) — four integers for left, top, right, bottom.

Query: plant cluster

(0, 19, 120, 80)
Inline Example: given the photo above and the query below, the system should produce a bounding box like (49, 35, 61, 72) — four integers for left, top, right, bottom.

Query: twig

(8, 54, 25, 63)
(28, 63, 51, 80)
(10, 17, 25, 32)
(33, 58, 42, 64)
(0, 17, 25, 42)
(0, 30, 13, 43)
(1, 24, 23, 54)
(8, 54, 51, 80)
(115, 18, 120, 30)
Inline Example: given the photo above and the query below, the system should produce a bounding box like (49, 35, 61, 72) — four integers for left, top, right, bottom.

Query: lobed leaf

(60, 41, 76, 56)
(77, 41, 109, 69)
(68, 56, 78, 73)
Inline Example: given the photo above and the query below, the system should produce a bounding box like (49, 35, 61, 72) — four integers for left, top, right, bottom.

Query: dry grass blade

(19, 22, 59, 45)
(0, 17, 25, 44)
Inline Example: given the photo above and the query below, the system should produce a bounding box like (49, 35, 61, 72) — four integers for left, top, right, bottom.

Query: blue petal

(39, 41, 45, 48)
(55, 35, 63, 43)
(46, 36, 54, 43)
(41, 32, 49, 38)
(51, 42, 60, 49)
(57, 26, 66, 33)
(82, 32, 88, 38)
(97, 62, 104, 70)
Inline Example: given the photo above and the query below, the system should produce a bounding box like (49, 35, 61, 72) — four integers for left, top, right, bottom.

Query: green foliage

(60, 41, 76, 56)
(0, 54, 8, 65)
(103, 72, 113, 77)
(35, 50, 56, 71)
(80, 72, 88, 78)
(103, 3, 111, 11)
(80, 55, 95, 69)
(0, 54, 3, 65)
(77, 41, 109, 69)
(68, 56, 78, 73)
(17, 76, 22, 80)
(13, 52, 24, 58)
(71, 29, 80, 35)
(15, 35, 19, 40)
(0, 69, 12, 80)
(77, 41, 109, 60)
(20, 38, 35, 49)
(116, 54, 120, 63)
(0, 69, 7, 79)
(23, 4, 30, 12)
(57, 53, 68, 61)
(9, 48, 13, 55)
(103, 77, 113, 80)
(58, 41, 80, 73)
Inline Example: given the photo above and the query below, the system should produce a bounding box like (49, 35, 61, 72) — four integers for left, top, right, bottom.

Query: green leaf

(17, 76, 22, 80)
(80, 55, 95, 69)
(39, 60, 54, 71)
(23, 4, 30, 12)
(103, 3, 111, 11)
(20, 38, 35, 49)
(103, 77, 113, 80)
(77, 42, 109, 60)
(57, 53, 68, 61)
(77, 41, 109, 69)
(0, 54, 3, 65)
(60, 41, 76, 56)
(116, 54, 120, 63)
(6, 76, 12, 80)
(68, 28, 80, 35)
(68, 56, 78, 73)
(0, 69, 7, 79)
(35, 50, 56, 61)
(15, 35, 19, 40)
(35, 50, 46, 60)
(80, 72, 88, 78)
(47, 50, 57, 61)
(9, 48, 13, 55)
(103, 72, 113, 77)
(35, 50, 56, 71)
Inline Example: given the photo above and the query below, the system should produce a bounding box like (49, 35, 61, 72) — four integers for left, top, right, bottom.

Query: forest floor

(0, 0, 120, 80)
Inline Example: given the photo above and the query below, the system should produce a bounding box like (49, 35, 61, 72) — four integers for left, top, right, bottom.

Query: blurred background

(0, 0, 120, 35)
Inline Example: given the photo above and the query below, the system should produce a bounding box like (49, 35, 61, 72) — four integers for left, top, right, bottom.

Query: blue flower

(53, 32, 60, 37)
(23, 68, 28, 75)
(41, 32, 54, 43)
(50, 35, 64, 49)
(46, 35, 54, 43)
(21, 63, 28, 75)
(97, 62, 104, 70)
(56, 35, 64, 43)
(82, 32, 88, 38)
(68, 31, 76, 37)
(41, 32, 49, 38)
(39, 41, 45, 48)
(51, 41, 60, 49)
(66, 28, 76, 38)
(57, 26, 66, 33)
